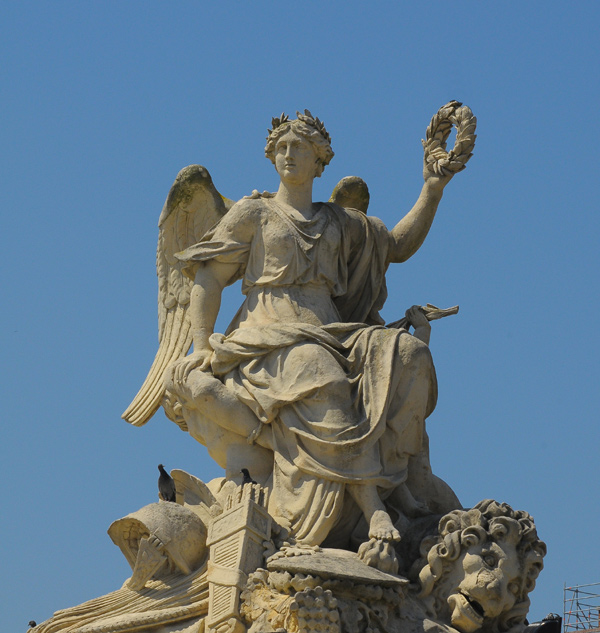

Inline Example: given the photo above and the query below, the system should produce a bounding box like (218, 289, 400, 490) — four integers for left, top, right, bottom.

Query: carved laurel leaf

(270, 112, 289, 134)
(296, 109, 331, 143)
(422, 101, 477, 177)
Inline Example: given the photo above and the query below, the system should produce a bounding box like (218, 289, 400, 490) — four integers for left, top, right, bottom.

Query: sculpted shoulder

(227, 195, 266, 216)
(325, 201, 364, 227)
(325, 202, 390, 244)
(214, 195, 266, 232)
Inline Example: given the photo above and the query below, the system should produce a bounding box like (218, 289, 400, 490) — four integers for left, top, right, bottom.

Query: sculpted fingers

(173, 357, 193, 384)
(406, 305, 429, 329)
(183, 355, 207, 380)
(179, 359, 197, 382)
(170, 351, 213, 385)
(173, 361, 186, 384)
(198, 354, 212, 372)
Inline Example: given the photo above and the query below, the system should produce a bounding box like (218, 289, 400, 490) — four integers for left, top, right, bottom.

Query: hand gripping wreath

(422, 100, 477, 177)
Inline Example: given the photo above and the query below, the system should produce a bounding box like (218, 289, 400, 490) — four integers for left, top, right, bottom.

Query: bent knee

(397, 334, 433, 369)
(284, 342, 347, 384)
(186, 369, 224, 403)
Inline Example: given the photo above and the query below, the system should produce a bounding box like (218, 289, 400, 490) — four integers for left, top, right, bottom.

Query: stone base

(30, 479, 544, 633)
(240, 547, 408, 633)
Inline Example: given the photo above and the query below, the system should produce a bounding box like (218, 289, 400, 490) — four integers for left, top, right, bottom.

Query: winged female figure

(124, 107, 475, 551)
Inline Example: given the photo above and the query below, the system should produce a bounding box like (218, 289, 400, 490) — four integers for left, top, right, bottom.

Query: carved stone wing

(329, 176, 370, 213)
(170, 469, 221, 524)
(122, 165, 234, 426)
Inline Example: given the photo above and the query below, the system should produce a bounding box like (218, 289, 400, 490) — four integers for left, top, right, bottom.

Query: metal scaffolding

(564, 583, 600, 633)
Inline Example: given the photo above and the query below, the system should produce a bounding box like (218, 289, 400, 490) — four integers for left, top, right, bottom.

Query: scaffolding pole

(564, 583, 600, 633)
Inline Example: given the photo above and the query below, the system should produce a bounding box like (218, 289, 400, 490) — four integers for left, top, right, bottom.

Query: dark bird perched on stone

(241, 468, 257, 486)
(29, 622, 37, 629)
(158, 464, 177, 502)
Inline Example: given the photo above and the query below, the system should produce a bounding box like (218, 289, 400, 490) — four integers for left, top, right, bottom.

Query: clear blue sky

(3, 2, 599, 631)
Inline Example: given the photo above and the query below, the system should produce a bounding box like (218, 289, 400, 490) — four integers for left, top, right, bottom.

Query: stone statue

(31, 103, 547, 633)
(410, 500, 546, 633)
(123, 106, 471, 550)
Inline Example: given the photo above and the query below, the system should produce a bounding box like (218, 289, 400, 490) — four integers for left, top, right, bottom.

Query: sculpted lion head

(417, 500, 546, 633)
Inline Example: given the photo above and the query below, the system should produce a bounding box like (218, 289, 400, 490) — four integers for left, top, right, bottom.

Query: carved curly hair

(418, 499, 546, 633)
(264, 113, 334, 178)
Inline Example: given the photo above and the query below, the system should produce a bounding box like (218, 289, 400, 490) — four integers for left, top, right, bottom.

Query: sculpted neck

(274, 179, 315, 219)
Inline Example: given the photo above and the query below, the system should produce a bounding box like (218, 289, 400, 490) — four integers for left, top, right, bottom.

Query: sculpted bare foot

(368, 510, 401, 541)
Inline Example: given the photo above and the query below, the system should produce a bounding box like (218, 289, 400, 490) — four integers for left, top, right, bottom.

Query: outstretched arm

(388, 165, 452, 264)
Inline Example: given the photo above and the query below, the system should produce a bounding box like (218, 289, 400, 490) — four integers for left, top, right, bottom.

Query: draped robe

(177, 197, 437, 544)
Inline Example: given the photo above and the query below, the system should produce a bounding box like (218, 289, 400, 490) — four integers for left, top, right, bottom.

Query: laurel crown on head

(267, 109, 331, 144)
(265, 109, 334, 176)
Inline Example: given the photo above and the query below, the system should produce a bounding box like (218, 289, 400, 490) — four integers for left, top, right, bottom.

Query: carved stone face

(274, 129, 319, 185)
(443, 539, 521, 633)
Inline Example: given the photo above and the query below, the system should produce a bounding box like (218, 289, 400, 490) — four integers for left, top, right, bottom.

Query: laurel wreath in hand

(422, 101, 477, 177)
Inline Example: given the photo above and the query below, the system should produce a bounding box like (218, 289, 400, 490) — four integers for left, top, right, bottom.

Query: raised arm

(388, 166, 452, 264)
(389, 101, 477, 263)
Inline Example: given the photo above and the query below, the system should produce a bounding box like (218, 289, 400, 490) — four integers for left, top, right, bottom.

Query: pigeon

(158, 464, 177, 502)
(29, 622, 37, 629)
(241, 468, 257, 486)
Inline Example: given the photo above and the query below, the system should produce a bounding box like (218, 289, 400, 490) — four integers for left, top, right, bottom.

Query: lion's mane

(417, 499, 546, 633)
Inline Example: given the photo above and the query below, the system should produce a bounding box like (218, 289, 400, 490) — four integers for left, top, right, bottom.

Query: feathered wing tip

(170, 469, 220, 523)
(122, 165, 232, 427)
(122, 305, 191, 426)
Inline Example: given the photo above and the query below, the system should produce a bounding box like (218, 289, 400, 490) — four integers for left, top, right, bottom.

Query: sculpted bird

(158, 464, 177, 502)
(241, 468, 257, 486)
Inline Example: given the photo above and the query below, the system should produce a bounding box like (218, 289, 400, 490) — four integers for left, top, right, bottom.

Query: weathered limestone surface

(32, 105, 547, 633)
